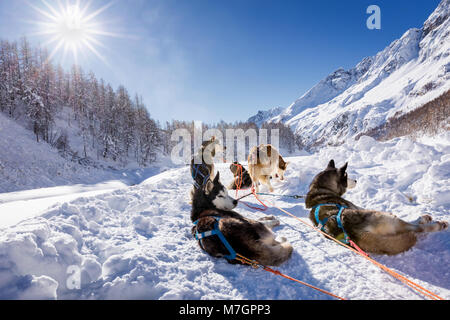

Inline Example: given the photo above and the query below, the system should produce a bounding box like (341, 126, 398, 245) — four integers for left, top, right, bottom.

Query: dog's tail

(259, 241, 293, 266)
(355, 231, 417, 256)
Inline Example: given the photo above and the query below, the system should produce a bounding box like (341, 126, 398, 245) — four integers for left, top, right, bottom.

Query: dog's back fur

(228, 162, 253, 190)
(306, 160, 448, 255)
(248, 144, 289, 193)
(191, 173, 293, 266)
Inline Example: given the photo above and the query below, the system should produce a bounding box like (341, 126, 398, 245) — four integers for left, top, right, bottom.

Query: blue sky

(0, 0, 441, 124)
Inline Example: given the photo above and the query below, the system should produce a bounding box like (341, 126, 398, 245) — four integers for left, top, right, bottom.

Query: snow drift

(0, 133, 448, 300)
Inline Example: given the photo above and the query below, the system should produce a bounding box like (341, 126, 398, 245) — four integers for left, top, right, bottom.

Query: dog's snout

(233, 200, 238, 206)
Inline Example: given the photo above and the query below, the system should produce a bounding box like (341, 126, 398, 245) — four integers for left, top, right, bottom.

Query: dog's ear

(213, 172, 220, 185)
(339, 162, 348, 174)
(204, 180, 214, 194)
(327, 160, 336, 169)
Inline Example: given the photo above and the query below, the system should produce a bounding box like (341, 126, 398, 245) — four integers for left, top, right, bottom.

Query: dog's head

(309, 160, 357, 196)
(230, 162, 244, 177)
(203, 172, 238, 211)
(277, 156, 289, 181)
(202, 136, 226, 158)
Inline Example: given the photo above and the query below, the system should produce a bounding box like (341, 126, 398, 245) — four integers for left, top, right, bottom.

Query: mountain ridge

(248, 0, 450, 149)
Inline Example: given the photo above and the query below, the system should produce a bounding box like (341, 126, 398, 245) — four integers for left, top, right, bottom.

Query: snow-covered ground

(0, 181, 130, 229)
(0, 133, 448, 300)
(0, 109, 173, 195)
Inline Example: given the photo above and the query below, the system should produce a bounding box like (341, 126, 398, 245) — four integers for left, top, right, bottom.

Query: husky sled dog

(248, 144, 289, 193)
(306, 160, 448, 255)
(190, 136, 225, 190)
(191, 172, 293, 266)
(228, 161, 253, 190)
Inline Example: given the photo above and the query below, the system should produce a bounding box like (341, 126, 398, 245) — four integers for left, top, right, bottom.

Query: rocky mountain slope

(249, 0, 450, 149)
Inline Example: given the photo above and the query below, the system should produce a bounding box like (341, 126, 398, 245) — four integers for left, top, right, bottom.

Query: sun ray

(84, 34, 108, 49)
(27, 1, 59, 22)
(82, 1, 116, 24)
(62, 42, 70, 64)
(41, 34, 63, 47)
(56, 0, 66, 15)
(28, 0, 118, 65)
(41, 0, 62, 20)
(83, 38, 110, 66)
(46, 38, 66, 63)
(79, 0, 94, 19)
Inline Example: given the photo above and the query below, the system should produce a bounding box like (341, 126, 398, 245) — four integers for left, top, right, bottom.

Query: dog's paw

(259, 215, 276, 221)
(419, 215, 433, 224)
(276, 236, 287, 243)
(260, 217, 280, 229)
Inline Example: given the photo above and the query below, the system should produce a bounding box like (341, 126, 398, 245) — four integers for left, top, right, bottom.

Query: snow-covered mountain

(247, 106, 284, 127)
(249, 0, 450, 148)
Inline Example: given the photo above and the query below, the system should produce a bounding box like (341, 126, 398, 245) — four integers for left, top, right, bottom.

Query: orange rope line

(229, 165, 443, 300)
(235, 254, 346, 300)
(233, 163, 243, 198)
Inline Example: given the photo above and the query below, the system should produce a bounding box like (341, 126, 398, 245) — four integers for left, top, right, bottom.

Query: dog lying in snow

(228, 161, 253, 190)
(248, 144, 289, 193)
(306, 160, 448, 255)
(191, 172, 293, 266)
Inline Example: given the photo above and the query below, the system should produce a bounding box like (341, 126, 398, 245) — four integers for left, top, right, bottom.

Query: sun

(55, 5, 86, 44)
(29, 0, 116, 64)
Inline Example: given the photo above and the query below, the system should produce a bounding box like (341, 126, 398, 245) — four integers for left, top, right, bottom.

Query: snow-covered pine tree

(0, 37, 164, 167)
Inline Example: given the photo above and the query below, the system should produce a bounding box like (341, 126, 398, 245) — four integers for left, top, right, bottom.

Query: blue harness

(313, 203, 350, 244)
(193, 217, 237, 260)
(191, 163, 210, 189)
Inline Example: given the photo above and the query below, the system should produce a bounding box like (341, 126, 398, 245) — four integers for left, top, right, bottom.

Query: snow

(0, 181, 129, 229)
(250, 1, 450, 148)
(0, 109, 171, 194)
(0, 111, 177, 228)
(0, 0, 448, 300)
(247, 107, 284, 127)
(0, 133, 448, 300)
(0, 112, 119, 193)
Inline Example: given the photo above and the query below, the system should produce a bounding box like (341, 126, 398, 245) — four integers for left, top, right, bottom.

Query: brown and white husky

(306, 160, 448, 255)
(247, 144, 289, 193)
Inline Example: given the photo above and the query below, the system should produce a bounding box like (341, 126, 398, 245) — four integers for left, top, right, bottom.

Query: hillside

(249, 0, 450, 149)
(0, 112, 117, 193)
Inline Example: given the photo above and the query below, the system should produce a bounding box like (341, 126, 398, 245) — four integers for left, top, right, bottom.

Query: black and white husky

(306, 160, 448, 255)
(189, 136, 226, 202)
(190, 136, 224, 189)
(191, 172, 293, 266)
